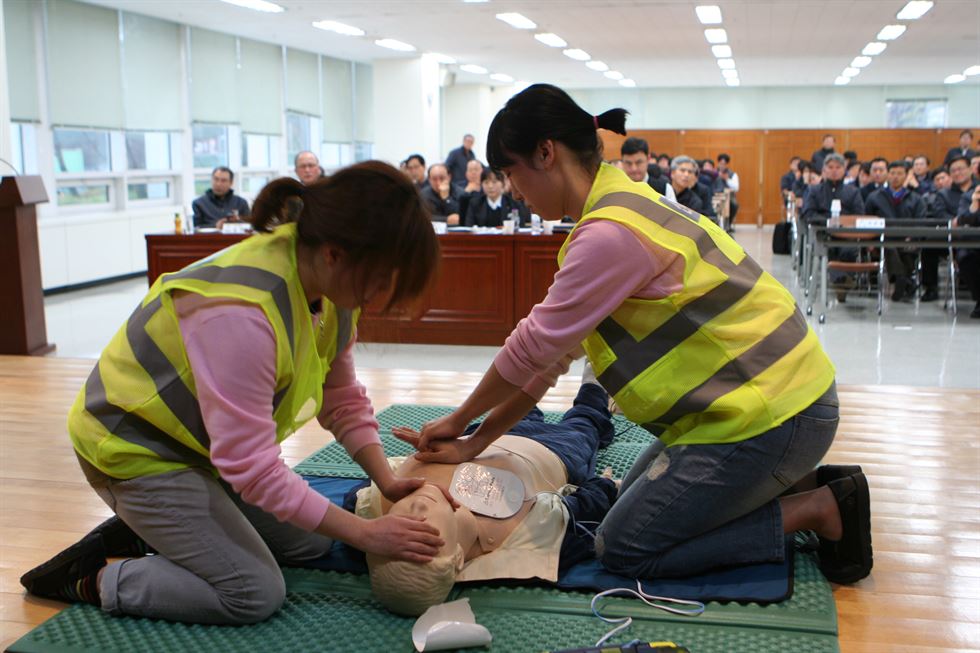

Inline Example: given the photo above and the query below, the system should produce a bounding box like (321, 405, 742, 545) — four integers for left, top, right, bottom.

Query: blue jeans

(595, 382, 839, 579)
(464, 382, 615, 486)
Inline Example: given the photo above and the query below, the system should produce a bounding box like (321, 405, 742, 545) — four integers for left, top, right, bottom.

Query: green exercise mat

(10, 404, 839, 653)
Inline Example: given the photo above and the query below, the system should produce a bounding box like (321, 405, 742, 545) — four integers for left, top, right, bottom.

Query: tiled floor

(45, 227, 980, 388)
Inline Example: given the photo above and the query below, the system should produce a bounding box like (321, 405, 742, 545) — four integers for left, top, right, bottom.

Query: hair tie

(593, 115, 600, 129)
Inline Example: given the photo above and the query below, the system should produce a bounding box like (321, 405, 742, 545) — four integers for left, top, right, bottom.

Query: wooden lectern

(0, 176, 55, 355)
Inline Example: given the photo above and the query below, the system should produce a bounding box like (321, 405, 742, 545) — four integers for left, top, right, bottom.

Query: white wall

(0, 0, 11, 167)
(566, 85, 980, 129)
(372, 57, 442, 167)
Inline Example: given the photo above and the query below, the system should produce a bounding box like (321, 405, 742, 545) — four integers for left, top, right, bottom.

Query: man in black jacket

(921, 156, 977, 302)
(620, 137, 676, 201)
(811, 134, 836, 173)
(955, 183, 980, 318)
(801, 154, 864, 223)
(860, 158, 888, 202)
(943, 130, 976, 167)
(445, 134, 476, 186)
(866, 161, 927, 301)
(420, 163, 462, 224)
(780, 156, 802, 202)
(669, 156, 704, 214)
(191, 167, 250, 229)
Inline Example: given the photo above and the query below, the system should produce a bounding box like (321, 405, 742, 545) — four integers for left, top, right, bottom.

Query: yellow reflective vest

(558, 164, 835, 447)
(68, 223, 357, 479)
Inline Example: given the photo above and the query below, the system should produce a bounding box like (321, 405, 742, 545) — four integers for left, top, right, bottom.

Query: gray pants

(79, 458, 332, 624)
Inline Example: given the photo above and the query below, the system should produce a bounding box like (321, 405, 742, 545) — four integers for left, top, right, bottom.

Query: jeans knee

(219, 568, 286, 624)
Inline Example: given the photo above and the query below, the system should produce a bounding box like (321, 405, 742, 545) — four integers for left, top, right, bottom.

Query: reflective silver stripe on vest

(335, 308, 354, 352)
(125, 297, 210, 451)
(166, 265, 295, 354)
(650, 308, 810, 427)
(588, 192, 766, 396)
(84, 363, 211, 468)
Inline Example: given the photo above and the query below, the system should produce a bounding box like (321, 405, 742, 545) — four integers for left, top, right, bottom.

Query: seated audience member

(801, 154, 864, 223)
(812, 134, 836, 173)
(793, 161, 819, 208)
(716, 153, 740, 222)
(843, 150, 858, 168)
(620, 137, 676, 200)
(955, 184, 980, 318)
(921, 157, 975, 302)
(656, 153, 671, 175)
(457, 159, 485, 218)
(860, 158, 888, 202)
(669, 156, 704, 214)
(971, 154, 980, 181)
(420, 163, 462, 224)
(866, 161, 927, 301)
(445, 134, 477, 185)
(362, 380, 619, 615)
(845, 161, 862, 185)
(294, 151, 323, 185)
(464, 169, 529, 227)
(780, 156, 802, 200)
(691, 170, 718, 221)
(943, 129, 976, 166)
(191, 166, 250, 229)
(905, 155, 932, 195)
(698, 158, 719, 190)
(404, 154, 428, 190)
(857, 162, 872, 188)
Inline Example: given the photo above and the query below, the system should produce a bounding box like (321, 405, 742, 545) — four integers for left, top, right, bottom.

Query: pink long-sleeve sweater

(174, 292, 380, 532)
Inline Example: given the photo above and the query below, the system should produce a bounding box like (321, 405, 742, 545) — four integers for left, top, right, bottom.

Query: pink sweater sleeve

(494, 220, 684, 396)
(316, 335, 382, 458)
(175, 295, 330, 532)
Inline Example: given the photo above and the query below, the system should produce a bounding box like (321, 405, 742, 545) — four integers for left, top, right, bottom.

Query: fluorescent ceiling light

(725, 78, 740, 87)
(877, 24, 907, 40)
(722, 68, 738, 79)
(495, 12, 536, 29)
(851, 56, 872, 68)
(534, 32, 567, 47)
(842, 67, 860, 77)
(964, 65, 980, 76)
(896, 1, 933, 20)
(711, 44, 732, 58)
(563, 48, 590, 61)
(490, 73, 514, 83)
(459, 64, 488, 74)
(374, 38, 416, 52)
(695, 5, 722, 24)
(717, 58, 736, 69)
(834, 76, 851, 85)
(220, 0, 284, 12)
(312, 20, 364, 36)
(604, 70, 624, 80)
(426, 52, 457, 64)
(862, 42, 887, 56)
(619, 79, 636, 88)
(704, 28, 728, 44)
(586, 60, 609, 72)
(944, 73, 966, 84)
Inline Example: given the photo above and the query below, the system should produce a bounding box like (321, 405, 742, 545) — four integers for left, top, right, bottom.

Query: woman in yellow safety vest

(411, 85, 872, 585)
(21, 161, 450, 624)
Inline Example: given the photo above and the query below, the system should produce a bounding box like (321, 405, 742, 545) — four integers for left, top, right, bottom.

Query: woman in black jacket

(465, 169, 530, 227)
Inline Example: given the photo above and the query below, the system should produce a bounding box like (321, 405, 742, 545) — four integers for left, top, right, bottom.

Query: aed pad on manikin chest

(449, 463, 526, 519)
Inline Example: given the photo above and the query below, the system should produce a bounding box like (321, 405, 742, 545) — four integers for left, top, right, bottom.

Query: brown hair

(250, 161, 439, 312)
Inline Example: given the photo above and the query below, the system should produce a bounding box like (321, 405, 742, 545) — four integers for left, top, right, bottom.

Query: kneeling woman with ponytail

(22, 162, 449, 624)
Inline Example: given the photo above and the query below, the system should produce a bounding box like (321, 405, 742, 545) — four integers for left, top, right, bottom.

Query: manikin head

(367, 484, 476, 616)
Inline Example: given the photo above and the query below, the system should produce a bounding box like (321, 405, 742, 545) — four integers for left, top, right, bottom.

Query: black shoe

(816, 464, 863, 486)
(818, 473, 873, 584)
(971, 302, 980, 319)
(20, 532, 107, 604)
(920, 287, 939, 302)
(88, 516, 154, 557)
(891, 277, 909, 302)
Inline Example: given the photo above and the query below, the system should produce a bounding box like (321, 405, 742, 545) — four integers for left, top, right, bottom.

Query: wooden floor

(1, 355, 978, 652)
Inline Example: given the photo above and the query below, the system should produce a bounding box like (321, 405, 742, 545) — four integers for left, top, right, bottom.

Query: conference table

(145, 229, 568, 345)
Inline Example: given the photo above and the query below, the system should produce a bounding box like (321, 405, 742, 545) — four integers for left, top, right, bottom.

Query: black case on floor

(772, 221, 792, 255)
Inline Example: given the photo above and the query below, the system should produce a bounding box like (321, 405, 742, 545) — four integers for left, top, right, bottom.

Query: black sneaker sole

(20, 532, 107, 600)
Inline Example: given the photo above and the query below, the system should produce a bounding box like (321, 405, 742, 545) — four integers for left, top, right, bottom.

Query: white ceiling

(85, 0, 980, 89)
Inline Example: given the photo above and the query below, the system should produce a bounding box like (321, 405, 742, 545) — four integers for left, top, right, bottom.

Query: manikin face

(211, 170, 232, 196)
(823, 160, 845, 182)
(912, 157, 929, 177)
(295, 153, 320, 185)
(887, 166, 906, 190)
(389, 484, 459, 557)
(465, 160, 483, 185)
(870, 161, 888, 184)
(621, 151, 649, 183)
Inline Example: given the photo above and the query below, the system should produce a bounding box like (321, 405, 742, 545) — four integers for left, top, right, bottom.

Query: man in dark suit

(669, 156, 704, 214)
(191, 166, 250, 229)
(860, 158, 888, 202)
(620, 137, 676, 201)
(866, 161, 927, 302)
(445, 134, 476, 186)
(811, 134, 836, 173)
(420, 163, 462, 225)
(943, 130, 976, 167)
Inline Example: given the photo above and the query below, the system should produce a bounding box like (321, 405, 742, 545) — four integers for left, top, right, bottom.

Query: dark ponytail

(250, 162, 439, 313)
(487, 83, 628, 173)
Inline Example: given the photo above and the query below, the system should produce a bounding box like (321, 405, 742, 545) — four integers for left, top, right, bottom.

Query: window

(9, 123, 24, 175)
(354, 142, 374, 162)
(192, 124, 228, 169)
(126, 131, 172, 170)
(321, 142, 353, 169)
(53, 129, 111, 173)
(286, 112, 312, 164)
(242, 176, 269, 195)
(128, 181, 171, 201)
(885, 99, 947, 128)
(242, 133, 273, 169)
(194, 177, 211, 196)
(57, 183, 111, 206)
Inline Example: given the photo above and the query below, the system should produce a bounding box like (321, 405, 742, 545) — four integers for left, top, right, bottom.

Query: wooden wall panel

(603, 127, 980, 226)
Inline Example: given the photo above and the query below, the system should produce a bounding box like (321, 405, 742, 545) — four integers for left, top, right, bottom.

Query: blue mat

(302, 475, 795, 605)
